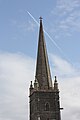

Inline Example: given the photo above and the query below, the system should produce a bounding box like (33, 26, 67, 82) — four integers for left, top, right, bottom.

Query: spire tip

(39, 16, 43, 22)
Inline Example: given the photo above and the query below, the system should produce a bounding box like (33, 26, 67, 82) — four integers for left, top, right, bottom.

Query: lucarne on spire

(35, 18, 53, 90)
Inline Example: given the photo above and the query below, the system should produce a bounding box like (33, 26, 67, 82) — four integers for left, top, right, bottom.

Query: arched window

(45, 103, 50, 111)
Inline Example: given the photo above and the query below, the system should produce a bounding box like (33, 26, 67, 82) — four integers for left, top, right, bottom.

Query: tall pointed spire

(35, 17, 53, 90)
(29, 18, 62, 120)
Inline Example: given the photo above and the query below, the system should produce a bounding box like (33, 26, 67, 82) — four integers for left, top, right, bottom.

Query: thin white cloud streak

(51, 0, 80, 37)
(56, 0, 80, 14)
(10, 19, 36, 32)
(18, 21, 36, 32)
(0, 52, 80, 120)
(27, 11, 39, 26)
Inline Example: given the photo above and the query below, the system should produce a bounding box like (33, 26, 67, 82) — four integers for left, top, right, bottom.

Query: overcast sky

(0, 0, 80, 120)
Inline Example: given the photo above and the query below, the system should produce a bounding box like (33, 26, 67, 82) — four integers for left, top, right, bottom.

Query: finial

(31, 81, 32, 85)
(30, 81, 33, 88)
(34, 78, 39, 90)
(54, 76, 57, 82)
(39, 16, 43, 20)
(54, 76, 59, 91)
(39, 16, 43, 22)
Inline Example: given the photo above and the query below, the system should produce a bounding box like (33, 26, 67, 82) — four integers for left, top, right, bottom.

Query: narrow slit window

(45, 103, 50, 111)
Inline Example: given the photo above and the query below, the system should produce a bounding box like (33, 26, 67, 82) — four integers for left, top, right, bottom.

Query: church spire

(35, 17, 53, 90)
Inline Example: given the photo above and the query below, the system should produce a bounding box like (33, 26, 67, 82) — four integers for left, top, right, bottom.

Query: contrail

(27, 11, 71, 63)
(27, 11, 39, 26)
(27, 11, 62, 52)
(44, 30, 63, 53)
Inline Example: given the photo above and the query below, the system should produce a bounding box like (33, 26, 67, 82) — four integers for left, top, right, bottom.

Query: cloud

(55, 0, 80, 14)
(0, 52, 80, 120)
(18, 21, 36, 32)
(51, 0, 80, 38)
(10, 19, 37, 32)
(50, 54, 77, 77)
(50, 54, 80, 120)
(60, 76, 80, 120)
(0, 52, 35, 120)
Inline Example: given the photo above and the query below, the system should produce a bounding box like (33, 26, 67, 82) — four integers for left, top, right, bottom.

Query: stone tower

(29, 18, 62, 120)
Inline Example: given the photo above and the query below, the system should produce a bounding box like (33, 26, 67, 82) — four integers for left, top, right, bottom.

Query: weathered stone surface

(29, 18, 61, 120)
(35, 18, 52, 90)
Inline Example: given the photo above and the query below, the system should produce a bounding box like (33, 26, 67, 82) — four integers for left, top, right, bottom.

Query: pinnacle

(54, 76, 57, 82)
